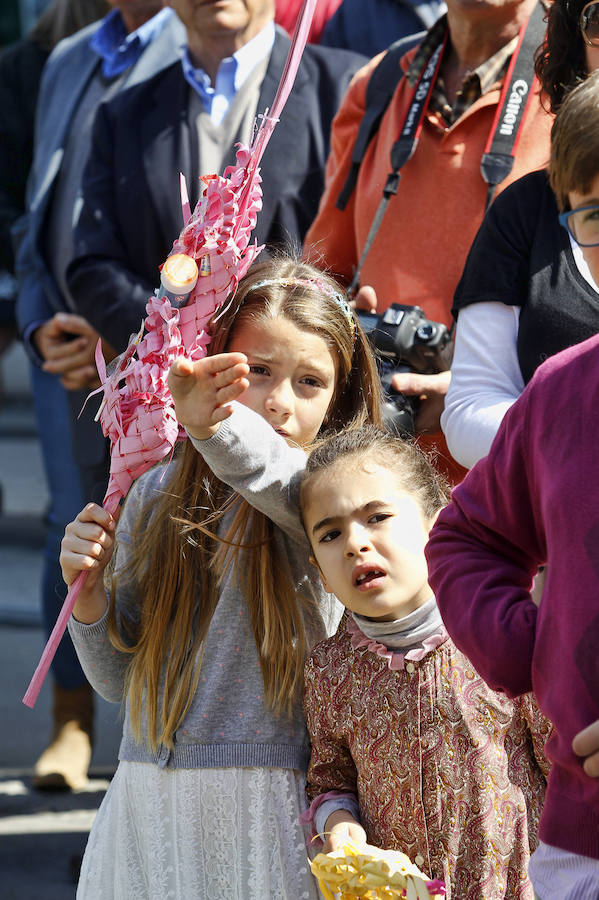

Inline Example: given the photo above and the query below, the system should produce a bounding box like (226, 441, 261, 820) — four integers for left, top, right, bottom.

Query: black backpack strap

(336, 31, 425, 211)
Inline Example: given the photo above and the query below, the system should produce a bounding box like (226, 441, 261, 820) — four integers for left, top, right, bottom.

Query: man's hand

(33, 312, 104, 390)
(391, 370, 451, 434)
(352, 285, 378, 313)
(168, 353, 250, 441)
(573, 720, 599, 778)
(322, 810, 367, 854)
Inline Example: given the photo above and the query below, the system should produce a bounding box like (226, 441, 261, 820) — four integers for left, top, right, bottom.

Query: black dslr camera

(355, 304, 452, 436)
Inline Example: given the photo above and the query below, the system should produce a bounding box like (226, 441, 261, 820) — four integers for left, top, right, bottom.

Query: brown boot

(33, 682, 94, 791)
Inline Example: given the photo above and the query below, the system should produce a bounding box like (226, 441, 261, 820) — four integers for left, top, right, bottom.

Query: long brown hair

(108, 256, 383, 750)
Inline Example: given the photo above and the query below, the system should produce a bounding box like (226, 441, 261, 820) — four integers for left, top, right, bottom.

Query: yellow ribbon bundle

(310, 841, 445, 900)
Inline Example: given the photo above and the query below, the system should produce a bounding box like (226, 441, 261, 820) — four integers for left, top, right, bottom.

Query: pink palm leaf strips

(22, 0, 318, 708)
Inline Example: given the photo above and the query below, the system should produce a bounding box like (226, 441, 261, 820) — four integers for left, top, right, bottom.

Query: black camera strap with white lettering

(346, 37, 446, 296)
(345, 2, 546, 298)
(336, 30, 426, 213)
(481, 0, 546, 206)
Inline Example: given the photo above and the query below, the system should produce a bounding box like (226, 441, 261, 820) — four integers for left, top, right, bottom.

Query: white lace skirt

(77, 761, 320, 900)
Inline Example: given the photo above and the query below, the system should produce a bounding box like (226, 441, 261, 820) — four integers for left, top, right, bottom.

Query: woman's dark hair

(535, 0, 589, 113)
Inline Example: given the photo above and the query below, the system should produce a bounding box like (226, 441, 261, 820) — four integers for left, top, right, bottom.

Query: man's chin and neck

(186, 15, 273, 79)
(117, 0, 164, 35)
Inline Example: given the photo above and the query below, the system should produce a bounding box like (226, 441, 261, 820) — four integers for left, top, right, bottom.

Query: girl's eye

(249, 365, 269, 376)
(368, 513, 392, 524)
(319, 529, 340, 543)
(300, 375, 324, 388)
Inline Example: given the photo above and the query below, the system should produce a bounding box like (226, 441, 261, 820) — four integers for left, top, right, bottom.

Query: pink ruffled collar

(347, 616, 448, 672)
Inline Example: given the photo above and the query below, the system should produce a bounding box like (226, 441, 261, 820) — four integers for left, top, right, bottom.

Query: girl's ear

(309, 554, 330, 592)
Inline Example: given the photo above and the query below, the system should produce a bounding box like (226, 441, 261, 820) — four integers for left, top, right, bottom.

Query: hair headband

(250, 277, 356, 337)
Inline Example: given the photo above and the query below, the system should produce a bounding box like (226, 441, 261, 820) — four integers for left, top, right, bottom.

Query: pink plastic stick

(180, 173, 191, 225)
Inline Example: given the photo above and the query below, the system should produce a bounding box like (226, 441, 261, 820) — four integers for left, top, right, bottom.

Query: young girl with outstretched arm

(59, 258, 382, 900)
(297, 426, 552, 900)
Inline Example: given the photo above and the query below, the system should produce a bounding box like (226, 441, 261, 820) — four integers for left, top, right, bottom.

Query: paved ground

(0, 342, 121, 899)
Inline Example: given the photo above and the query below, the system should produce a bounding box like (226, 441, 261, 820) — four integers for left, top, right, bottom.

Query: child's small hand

(60, 504, 116, 623)
(573, 720, 599, 777)
(323, 810, 367, 854)
(168, 353, 250, 440)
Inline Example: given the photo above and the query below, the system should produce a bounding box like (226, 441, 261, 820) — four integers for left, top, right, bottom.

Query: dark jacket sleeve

(14, 213, 54, 350)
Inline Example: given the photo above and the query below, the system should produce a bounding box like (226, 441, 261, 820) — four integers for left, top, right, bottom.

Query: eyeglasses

(559, 204, 599, 247)
(580, 1, 599, 47)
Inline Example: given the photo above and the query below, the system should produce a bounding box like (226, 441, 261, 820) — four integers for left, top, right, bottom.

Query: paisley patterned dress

(303, 620, 552, 899)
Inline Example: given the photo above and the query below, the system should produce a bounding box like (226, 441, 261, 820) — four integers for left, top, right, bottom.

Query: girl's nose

(344, 524, 372, 558)
(266, 381, 293, 416)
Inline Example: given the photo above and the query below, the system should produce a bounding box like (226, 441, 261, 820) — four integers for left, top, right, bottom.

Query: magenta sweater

(425, 333, 599, 861)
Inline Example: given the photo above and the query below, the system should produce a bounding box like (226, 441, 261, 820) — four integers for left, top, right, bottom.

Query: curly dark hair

(535, 0, 589, 113)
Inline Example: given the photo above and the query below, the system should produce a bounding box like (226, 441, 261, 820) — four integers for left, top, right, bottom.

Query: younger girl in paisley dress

(299, 425, 551, 899)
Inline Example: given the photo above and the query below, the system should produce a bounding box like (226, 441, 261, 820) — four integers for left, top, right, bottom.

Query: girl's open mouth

(353, 567, 386, 589)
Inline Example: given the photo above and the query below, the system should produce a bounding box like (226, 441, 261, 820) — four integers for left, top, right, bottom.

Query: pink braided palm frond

(23, 0, 317, 708)
(173, 162, 263, 351)
(96, 297, 184, 511)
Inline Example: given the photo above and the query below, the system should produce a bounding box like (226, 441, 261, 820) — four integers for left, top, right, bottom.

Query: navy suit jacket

(66, 29, 366, 353)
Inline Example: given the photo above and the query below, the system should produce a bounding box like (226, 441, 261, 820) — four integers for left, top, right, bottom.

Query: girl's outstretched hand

(60, 503, 116, 624)
(168, 353, 250, 440)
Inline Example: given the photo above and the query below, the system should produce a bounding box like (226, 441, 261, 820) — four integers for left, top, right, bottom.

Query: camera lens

(415, 323, 434, 342)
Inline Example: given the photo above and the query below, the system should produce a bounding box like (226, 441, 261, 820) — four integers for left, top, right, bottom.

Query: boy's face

(302, 459, 434, 622)
(568, 173, 599, 287)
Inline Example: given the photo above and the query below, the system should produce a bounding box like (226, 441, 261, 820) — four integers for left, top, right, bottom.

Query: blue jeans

(30, 363, 86, 690)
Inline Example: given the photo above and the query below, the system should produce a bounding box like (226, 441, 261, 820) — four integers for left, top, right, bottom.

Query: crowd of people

(2, 0, 599, 897)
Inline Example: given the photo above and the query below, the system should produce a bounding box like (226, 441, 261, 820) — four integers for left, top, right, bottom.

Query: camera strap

(346, 2, 546, 298)
(481, 1, 546, 206)
(336, 31, 425, 213)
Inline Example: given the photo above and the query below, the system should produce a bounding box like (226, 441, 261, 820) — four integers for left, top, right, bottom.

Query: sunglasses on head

(581, 1, 599, 47)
